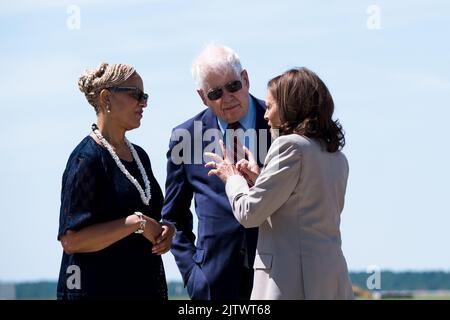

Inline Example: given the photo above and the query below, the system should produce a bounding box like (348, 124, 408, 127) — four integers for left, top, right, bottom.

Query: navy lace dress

(57, 136, 167, 299)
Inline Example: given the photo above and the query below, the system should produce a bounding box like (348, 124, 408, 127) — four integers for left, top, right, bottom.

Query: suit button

(239, 248, 246, 256)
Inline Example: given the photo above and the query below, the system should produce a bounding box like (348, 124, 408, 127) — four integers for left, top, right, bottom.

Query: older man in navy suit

(162, 44, 271, 300)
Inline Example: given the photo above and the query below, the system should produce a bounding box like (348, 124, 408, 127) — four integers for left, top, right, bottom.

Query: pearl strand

(91, 124, 151, 205)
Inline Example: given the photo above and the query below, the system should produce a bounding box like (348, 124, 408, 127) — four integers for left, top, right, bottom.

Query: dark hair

(267, 67, 345, 152)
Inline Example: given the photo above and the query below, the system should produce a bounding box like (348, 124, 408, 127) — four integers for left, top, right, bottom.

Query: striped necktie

(227, 122, 241, 164)
(227, 122, 250, 268)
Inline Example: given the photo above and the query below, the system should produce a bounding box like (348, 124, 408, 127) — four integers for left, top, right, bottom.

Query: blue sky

(1, 0, 449, 282)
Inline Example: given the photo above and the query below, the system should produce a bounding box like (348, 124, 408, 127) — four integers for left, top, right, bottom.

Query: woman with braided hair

(57, 63, 174, 299)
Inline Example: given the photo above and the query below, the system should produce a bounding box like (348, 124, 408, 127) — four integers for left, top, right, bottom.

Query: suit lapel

(201, 107, 220, 131)
(201, 108, 222, 157)
(252, 95, 272, 166)
(254, 97, 269, 129)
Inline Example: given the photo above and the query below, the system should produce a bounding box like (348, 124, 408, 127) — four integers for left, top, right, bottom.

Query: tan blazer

(225, 134, 353, 300)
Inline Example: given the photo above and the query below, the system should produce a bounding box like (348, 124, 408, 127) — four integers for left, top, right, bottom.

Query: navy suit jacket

(162, 95, 271, 299)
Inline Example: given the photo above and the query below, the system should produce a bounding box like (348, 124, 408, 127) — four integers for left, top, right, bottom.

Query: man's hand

(152, 223, 176, 255)
(205, 140, 240, 183)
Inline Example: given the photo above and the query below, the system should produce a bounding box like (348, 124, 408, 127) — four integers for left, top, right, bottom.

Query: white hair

(191, 43, 243, 89)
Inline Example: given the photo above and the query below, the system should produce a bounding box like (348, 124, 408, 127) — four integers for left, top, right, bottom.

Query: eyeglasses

(206, 80, 243, 101)
(107, 86, 148, 103)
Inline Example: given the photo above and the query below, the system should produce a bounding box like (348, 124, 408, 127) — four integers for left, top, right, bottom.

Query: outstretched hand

(236, 146, 260, 187)
(204, 140, 240, 183)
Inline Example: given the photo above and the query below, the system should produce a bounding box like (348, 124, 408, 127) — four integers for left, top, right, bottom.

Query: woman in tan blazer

(205, 67, 353, 300)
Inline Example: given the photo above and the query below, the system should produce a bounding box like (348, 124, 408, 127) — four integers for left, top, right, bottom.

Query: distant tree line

(15, 281, 57, 300)
(350, 271, 450, 291)
(6, 272, 450, 299)
(10, 281, 187, 299)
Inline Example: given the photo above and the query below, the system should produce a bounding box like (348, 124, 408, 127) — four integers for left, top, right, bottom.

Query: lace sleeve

(57, 154, 102, 240)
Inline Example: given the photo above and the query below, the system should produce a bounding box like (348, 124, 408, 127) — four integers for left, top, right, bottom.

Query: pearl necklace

(91, 124, 151, 205)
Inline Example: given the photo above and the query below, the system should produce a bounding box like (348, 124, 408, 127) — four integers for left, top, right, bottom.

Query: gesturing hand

(204, 140, 240, 183)
(236, 146, 260, 187)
